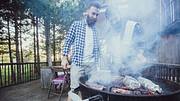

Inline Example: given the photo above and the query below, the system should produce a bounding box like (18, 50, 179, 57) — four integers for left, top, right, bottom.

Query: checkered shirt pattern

(63, 19, 100, 66)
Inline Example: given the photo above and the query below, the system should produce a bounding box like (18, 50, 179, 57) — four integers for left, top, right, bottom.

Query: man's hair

(86, 1, 101, 9)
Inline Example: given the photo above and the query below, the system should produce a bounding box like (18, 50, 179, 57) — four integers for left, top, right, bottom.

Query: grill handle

(87, 95, 104, 101)
(71, 87, 104, 101)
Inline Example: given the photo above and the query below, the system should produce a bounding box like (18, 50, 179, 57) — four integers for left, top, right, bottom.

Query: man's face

(86, 6, 99, 26)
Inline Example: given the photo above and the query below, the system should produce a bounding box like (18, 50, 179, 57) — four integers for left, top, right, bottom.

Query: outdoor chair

(48, 66, 70, 101)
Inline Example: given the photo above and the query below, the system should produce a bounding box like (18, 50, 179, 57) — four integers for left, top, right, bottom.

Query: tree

(36, 17, 40, 75)
(1, 0, 103, 64)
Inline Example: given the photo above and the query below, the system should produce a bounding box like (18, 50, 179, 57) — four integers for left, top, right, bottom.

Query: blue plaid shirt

(63, 19, 100, 66)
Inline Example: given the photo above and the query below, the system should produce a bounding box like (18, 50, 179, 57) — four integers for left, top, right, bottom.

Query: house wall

(157, 34, 180, 64)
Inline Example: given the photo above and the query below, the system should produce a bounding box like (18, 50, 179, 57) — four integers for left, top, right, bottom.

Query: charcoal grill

(79, 64, 180, 101)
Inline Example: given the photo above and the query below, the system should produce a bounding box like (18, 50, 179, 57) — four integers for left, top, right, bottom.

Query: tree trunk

(53, 23, 56, 64)
(20, 18, 23, 63)
(33, 17, 37, 63)
(14, 14, 21, 82)
(8, 17, 16, 83)
(19, 17, 25, 81)
(33, 16, 37, 79)
(7, 18, 13, 63)
(1, 54, 3, 64)
(36, 17, 40, 76)
(44, 16, 52, 67)
(15, 16, 20, 63)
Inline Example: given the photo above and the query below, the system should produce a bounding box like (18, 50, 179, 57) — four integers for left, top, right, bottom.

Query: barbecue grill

(79, 64, 180, 101)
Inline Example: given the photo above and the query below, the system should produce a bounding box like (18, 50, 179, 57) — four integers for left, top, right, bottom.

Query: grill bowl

(79, 65, 180, 101)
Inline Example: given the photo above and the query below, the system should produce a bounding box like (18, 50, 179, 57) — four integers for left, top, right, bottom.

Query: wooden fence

(0, 62, 60, 88)
(143, 63, 180, 84)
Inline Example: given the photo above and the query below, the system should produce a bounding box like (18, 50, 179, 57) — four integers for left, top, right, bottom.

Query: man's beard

(86, 16, 96, 27)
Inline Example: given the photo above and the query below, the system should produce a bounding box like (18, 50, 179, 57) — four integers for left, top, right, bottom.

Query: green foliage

(0, 0, 104, 63)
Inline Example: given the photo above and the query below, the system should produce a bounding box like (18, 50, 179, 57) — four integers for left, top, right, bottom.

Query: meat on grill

(122, 76, 141, 90)
(85, 75, 163, 96)
(137, 77, 163, 93)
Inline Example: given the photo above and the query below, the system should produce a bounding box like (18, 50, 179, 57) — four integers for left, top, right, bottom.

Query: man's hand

(61, 56, 69, 69)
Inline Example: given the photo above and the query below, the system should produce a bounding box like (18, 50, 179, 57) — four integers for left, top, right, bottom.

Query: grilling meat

(85, 75, 163, 96)
(112, 88, 132, 94)
(122, 76, 141, 90)
(137, 77, 162, 93)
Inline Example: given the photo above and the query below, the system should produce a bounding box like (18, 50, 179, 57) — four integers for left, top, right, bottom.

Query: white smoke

(95, 0, 161, 77)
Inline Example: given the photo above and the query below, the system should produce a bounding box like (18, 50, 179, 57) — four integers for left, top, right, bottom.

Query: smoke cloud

(92, 0, 162, 83)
